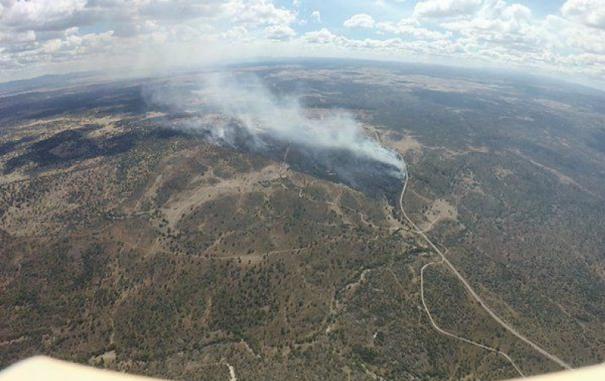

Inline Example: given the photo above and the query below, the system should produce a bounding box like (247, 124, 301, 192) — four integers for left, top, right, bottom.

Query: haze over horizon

(1, 0, 604, 88)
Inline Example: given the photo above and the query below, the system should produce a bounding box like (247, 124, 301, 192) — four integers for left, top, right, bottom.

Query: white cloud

(302, 28, 348, 47)
(375, 0, 408, 6)
(545, 15, 605, 55)
(561, 0, 605, 30)
(0, 0, 603, 88)
(0, 29, 36, 43)
(442, 2, 533, 38)
(0, 0, 299, 80)
(414, 0, 482, 19)
(303, 28, 343, 44)
(376, 19, 450, 40)
(221, 25, 249, 40)
(343, 13, 376, 29)
(344, 13, 449, 41)
(300, 1, 605, 83)
(1, 0, 87, 30)
(225, 0, 296, 28)
(144, 1, 223, 18)
(265, 24, 296, 40)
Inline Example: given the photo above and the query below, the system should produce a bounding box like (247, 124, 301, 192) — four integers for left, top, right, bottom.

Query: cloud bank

(1, 0, 605, 88)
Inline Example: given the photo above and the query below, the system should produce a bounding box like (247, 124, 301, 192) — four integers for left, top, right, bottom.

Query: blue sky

(0, 1, 604, 86)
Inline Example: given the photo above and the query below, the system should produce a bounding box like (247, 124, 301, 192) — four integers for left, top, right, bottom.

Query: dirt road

(420, 258, 525, 377)
(399, 173, 572, 371)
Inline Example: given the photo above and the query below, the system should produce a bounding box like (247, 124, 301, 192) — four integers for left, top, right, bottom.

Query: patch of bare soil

(383, 131, 423, 155)
(421, 198, 458, 232)
(161, 164, 284, 226)
(494, 166, 513, 179)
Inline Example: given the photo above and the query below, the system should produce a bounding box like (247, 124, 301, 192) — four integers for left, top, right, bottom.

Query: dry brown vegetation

(2, 62, 605, 380)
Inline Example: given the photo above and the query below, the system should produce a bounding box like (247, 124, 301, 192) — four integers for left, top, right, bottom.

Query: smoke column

(146, 72, 407, 184)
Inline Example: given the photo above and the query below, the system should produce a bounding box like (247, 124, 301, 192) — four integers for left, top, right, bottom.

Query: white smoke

(147, 72, 406, 179)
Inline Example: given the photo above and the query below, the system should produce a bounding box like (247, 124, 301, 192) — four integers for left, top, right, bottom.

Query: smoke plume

(146, 72, 406, 192)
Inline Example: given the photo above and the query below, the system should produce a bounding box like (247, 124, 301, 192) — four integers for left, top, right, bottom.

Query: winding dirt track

(399, 173, 572, 372)
(420, 258, 525, 377)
